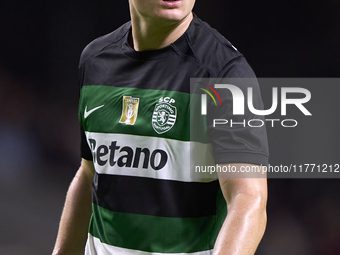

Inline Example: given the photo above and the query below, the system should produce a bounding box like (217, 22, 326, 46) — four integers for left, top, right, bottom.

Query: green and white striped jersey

(78, 16, 268, 255)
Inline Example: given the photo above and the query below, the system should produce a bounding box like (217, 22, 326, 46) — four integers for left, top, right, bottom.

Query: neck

(130, 12, 193, 51)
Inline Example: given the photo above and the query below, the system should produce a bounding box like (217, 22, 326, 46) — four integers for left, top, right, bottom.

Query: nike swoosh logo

(84, 105, 104, 118)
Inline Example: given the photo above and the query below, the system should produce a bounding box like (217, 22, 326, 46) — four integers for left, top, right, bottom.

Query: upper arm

(76, 158, 95, 184)
(218, 163, 267, 207)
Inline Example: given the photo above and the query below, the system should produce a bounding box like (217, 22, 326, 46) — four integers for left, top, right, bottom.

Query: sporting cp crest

(119, 96, 140, 125)
(152, 97, 177, 134)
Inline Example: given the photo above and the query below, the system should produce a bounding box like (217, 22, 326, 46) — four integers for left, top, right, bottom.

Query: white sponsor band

(85, 132, 216, 183)
(85, 234, 213, 255)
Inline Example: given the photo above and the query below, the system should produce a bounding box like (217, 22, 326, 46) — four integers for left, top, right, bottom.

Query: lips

(162, 0, 181, 7)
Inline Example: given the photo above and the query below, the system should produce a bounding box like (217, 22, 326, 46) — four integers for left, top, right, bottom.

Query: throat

(131, 12, 193, 51)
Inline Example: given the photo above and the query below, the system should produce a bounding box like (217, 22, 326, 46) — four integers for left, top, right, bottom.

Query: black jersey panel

(181, 16, 242, 76)
(81, 51, 210, 94)
(92, 173, 221, 218)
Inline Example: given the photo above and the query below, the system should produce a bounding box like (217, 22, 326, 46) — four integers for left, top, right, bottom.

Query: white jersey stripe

(85, 132, 216, 182)
(85, 234, 213, 255)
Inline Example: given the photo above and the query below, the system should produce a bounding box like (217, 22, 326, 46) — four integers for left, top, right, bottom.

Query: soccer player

(53, 0, 269, 254)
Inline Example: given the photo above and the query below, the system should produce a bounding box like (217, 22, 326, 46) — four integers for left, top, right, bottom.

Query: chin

(156, 9, 190, 22)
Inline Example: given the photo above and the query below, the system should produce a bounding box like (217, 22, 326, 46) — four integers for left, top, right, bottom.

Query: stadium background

(1, 0, 339, 254)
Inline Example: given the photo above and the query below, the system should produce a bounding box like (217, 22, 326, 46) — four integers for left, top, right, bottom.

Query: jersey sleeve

(80, 125, 93, 160)
(207, 56, 269, 166)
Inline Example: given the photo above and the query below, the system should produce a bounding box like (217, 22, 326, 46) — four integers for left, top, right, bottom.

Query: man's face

(129, 0, 196, 23)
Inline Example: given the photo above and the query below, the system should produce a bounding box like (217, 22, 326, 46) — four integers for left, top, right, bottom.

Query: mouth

(162, 0, 182, 7)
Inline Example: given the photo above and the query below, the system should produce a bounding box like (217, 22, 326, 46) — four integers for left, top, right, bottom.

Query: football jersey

(78, 15, 269, 255)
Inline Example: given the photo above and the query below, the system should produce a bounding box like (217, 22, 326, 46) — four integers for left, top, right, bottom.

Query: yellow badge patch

(119, 96, 140, 125)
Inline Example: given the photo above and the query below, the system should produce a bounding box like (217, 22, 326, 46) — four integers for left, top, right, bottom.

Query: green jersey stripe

(89, 204, 219, 253)
(86, 234, 214, 255)
(79, 85, 207, 142)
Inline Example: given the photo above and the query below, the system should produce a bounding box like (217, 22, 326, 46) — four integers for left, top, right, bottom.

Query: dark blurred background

(1, 0, 339, 254)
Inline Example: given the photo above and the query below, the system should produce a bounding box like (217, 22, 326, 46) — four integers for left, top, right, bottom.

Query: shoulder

(184, 16, 244, 76)
(78, 21, 131, 67)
